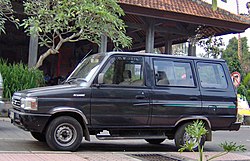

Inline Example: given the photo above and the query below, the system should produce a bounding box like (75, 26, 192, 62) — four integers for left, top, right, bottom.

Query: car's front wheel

(45, 116, 83, 151)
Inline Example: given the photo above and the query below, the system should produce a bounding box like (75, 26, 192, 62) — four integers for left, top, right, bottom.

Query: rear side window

(153, 59, 195, 87)
(197, 62, 227, 89)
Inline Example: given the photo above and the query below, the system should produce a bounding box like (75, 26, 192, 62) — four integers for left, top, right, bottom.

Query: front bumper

(8, 108, 51, 133)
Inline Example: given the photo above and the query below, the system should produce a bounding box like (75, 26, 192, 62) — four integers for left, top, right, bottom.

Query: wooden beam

(126, 21, 191, 35)
(155, 26, 189, 35)
(129, 32, 144, 43)
(126, 22, 145, 30)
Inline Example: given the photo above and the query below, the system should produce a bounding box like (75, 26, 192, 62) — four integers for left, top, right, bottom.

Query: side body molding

(175, 116, 212, 141)
(49, 107, 88, 124)
(175, 116, 211, 128)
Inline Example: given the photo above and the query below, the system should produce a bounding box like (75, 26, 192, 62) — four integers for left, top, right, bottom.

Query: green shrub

(179, 120, 246, 161)
(237, 84, 247, 97)
(0, 59, 45, 100)
(247, 90, 250, 102)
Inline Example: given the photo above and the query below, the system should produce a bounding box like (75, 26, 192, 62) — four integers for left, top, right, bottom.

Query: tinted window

(197, 62, 227, 89)
(153, 60, 195, 87)
(101, 56, 144, 86)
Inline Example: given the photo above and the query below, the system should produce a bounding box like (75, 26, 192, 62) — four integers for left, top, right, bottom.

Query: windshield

(66, 54, 105, 83)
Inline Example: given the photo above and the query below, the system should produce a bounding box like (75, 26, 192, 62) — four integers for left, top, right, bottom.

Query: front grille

(12, 96, 21, 108)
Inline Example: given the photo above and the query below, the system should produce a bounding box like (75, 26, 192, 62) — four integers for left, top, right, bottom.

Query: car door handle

(189, 97, 198, 101)
(135, 95, 146, 99)
(208, 105, 217, 108)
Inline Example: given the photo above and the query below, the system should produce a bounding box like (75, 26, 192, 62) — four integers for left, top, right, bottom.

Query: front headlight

(21, 97, 38, 110)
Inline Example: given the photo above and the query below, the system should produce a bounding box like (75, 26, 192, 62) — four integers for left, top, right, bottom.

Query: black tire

(174, 122, 205, 151)
(145, 139, 165, 144)
(45, 116, 83, 151)
(31, 132, 46, 142)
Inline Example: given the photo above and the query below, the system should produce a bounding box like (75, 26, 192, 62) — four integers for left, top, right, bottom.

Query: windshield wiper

(66, 77, 87, 84)
(66, 77, 77, 83)
(75, 78, 87, 82)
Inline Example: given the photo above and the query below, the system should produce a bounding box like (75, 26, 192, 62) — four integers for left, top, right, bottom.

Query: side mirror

(98, 73, 104, 84)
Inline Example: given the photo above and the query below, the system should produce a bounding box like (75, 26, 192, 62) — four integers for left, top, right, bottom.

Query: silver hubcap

(54, 123, 77, 147)
(183, 132, 199, 149)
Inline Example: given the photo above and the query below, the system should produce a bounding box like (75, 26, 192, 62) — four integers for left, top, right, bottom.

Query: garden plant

(178, 120, 246, 161)
(0, 59, 44, 100)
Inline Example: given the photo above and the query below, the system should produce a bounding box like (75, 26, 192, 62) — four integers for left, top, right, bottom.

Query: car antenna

(80, 49, 93, 63)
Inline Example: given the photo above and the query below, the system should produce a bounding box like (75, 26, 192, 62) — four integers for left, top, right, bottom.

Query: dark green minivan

(9, 52, 240, 151)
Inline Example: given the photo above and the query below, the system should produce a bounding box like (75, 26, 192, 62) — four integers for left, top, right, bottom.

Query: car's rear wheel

(174, 122, 206, 151)
(145, 139, 165, 144)
(31, 132, 46, 142)
(45, 116, 83, 151)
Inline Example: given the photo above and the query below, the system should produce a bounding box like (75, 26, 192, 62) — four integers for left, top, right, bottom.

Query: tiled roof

(118, 0, 250, 25)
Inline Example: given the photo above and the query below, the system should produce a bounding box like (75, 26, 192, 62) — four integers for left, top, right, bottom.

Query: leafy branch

(206, 142, 246, 161)
(198, 36, 225, 58)
(21, 0, 132, 69)
(0, 0, 19, 34)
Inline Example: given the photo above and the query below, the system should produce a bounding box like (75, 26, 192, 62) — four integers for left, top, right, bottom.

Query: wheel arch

(174, 116, 212, 141)
(44, 106, 90, 141)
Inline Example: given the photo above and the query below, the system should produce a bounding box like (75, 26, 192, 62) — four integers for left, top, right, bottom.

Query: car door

(150, 57, 202, 126)
(90, 55, 151, 127)
(196, 61, 237, 129)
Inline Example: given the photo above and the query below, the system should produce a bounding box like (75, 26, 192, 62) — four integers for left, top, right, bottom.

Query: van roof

(104, 52, 225, 62)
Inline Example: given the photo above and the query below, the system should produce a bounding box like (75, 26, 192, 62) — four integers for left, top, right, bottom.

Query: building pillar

(188, 43, 196, 56)
(28, 35, 38, 68)
(145, 20, 155, 53)
(98, 35, 107, 53)
(165, 40, 172, 54)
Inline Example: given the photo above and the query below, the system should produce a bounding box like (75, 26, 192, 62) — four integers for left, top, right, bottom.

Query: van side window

(153, 60, 195, 87)
(197, 62, 227, 89)
(101, 56, 144, 86)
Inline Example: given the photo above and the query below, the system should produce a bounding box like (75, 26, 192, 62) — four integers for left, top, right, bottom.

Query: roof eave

(119, 3, 250, 33)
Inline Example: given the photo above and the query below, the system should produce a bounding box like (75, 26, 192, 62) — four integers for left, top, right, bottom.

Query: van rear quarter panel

(200, 90, 237, 130)
(195, 60, 237, 130)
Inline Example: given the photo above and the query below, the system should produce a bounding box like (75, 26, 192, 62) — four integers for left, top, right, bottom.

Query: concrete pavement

(0, 151, 249, 161)
(0, 152, 141, 161)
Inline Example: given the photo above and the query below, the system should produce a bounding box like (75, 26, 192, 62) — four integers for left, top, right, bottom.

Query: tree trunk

(35, 49, 55, 69)
(35, 39, 64, 69)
